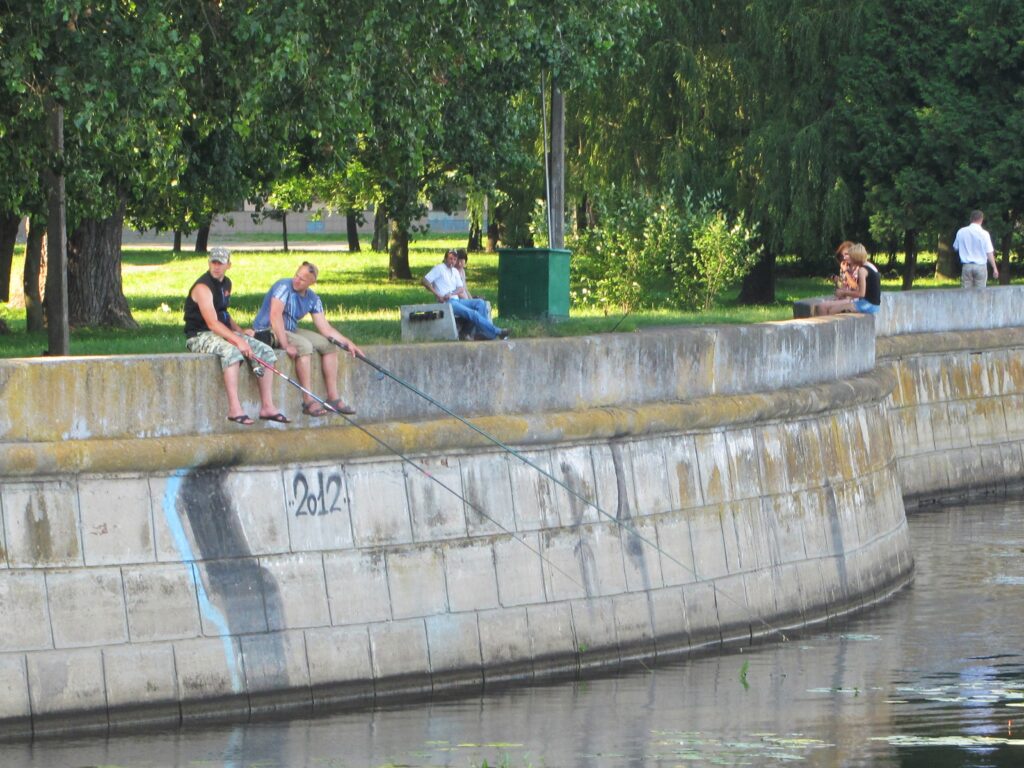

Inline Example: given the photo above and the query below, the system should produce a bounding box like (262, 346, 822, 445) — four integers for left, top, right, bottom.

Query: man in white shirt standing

(421, 249, 509, 340)
(953, 210, 999, 288)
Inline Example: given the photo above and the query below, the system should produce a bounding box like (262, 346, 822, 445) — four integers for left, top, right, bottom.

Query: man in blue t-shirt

(253, 261, 363, 416)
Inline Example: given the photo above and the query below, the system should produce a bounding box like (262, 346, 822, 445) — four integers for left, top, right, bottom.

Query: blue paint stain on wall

(163, 469, 243, 692)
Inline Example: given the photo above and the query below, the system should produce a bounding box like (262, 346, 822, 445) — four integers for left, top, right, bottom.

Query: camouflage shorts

(186, 332, 277, 370)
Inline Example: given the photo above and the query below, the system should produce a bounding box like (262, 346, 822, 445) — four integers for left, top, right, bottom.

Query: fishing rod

(248, 351, 603, 601)
(248, 353, 351, 420)
(608, 306, 633, 334)
(332, 339, 790, 642)
(332, 338, 678, 560)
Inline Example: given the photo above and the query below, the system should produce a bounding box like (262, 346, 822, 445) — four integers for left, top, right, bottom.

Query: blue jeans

(449, 298, 500, 339)
(853, 298, 880, 315)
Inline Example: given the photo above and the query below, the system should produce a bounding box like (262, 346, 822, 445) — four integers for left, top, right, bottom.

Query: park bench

(400, 303, 459, 342)
(399, 301, 493, 342)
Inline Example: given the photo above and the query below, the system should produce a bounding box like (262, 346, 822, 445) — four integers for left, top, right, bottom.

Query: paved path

(121, 231, 352, 252)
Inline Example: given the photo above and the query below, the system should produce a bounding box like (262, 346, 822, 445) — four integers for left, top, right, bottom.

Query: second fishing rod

(330, 338, 790, 642)
(248, 349, 626, 602)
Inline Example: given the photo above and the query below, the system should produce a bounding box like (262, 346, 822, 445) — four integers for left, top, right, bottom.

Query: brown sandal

(326, 398, 356, 415)
(302, 402, 328, 417)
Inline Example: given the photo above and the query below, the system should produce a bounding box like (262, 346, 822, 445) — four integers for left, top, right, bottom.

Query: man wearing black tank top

(184, 248, 289, 425)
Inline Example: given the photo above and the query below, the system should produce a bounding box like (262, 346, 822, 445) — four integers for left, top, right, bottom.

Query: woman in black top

(816, 243, 881, 316)
(844, 244, 881, 315)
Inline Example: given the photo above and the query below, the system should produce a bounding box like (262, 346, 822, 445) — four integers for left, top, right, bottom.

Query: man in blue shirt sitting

(253, 261, 363, 416)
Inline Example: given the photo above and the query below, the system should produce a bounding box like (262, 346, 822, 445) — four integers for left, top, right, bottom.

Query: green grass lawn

(0, 240, 971, 359)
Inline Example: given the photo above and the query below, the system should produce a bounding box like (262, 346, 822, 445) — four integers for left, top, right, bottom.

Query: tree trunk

(467, 220, 482, 252)
(737, 249, 776, 305)
(68, 203, 138, 328)
(24, 219, 46, 332)
(486, 219, 499, 253)
(346, 210, 361, 253)
(1000, 229, 1012, 285)
(935, 232, 957, 279)
(575, 194, 594, 234)
(901, 229, 917, 291)
(388, 220, 412, 279)
(371, 206, 388, 251)
(45, 100, 69, 354)
(0, 212, 19, 302)
(548, 79, 565, 250)
(194, 222, 211, 253)
(173, 230, 182, 252)
(482, 195, 491, 251)
(281, 213, 289, 252)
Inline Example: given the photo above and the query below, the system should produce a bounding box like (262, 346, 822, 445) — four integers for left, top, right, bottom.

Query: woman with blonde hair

(818, 244, 881, 315)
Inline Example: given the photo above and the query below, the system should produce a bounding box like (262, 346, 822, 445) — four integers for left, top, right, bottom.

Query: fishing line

(332, 339, 791, 643)
(608, 307, 633, 334)
(249, 353, 605, 607)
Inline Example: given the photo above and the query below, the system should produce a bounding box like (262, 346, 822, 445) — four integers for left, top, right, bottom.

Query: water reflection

(3, 498, 1024, 767)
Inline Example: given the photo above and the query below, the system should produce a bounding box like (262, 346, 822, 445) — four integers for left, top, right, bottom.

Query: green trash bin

(497, 247, 570, 319)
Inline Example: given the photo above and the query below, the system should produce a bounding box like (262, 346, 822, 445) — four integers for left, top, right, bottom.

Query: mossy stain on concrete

(704, 464, 724, 504)
(23, 493, 55, 563)
(675, 462, 697, 508)
(759, 438, 786, 494)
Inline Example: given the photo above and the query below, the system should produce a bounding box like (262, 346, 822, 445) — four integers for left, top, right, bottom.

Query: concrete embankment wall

(0, 316, 911, 736)
(876, 285, 1024, 337)
(884, 330, 1024, 503)
(876, 286, 1024, 503)
(0, 318, 874, 446)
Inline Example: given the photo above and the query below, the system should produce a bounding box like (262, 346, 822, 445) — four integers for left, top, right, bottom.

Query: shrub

(671, 201, 761, 311)
(568, 186, 760, 312)
(569, 187, 656, 313)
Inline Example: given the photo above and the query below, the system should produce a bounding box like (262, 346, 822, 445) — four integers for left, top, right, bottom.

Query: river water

(5, 497, 1024, 767)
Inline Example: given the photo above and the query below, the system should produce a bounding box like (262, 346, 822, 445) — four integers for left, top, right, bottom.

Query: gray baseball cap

(209, 247, 231, 264)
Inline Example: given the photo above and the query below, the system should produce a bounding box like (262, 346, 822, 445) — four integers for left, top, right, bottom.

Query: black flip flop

(259, 412, 291, 424)
(227, 414, 255, 425)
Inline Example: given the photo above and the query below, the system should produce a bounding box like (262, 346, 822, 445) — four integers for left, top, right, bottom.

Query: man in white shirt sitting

(953, 210, 999, 288)
(421, 249, 509, 340)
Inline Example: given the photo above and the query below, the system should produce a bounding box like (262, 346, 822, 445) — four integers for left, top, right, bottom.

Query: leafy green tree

(0, 6, 54, 304)
(843, 0, 960, 288)
(1, 2, 197, 327)
(937, 0, 1024, 282)
(131, 1, 293, 251)
(842, 0, 1024, 287)
(683, 209, 760, 311)
(256, 179, 314, 253)
(572, 0, 862, 304)
(348, 0, 651, 278)
(569, 186, 757, 312)
(121, 0, 372, 257)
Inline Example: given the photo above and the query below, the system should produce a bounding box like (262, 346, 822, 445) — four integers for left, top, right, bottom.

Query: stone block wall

(793, 285, 1024, 338)
(0, 314, 919, 736)
(880, 328, 1024, 503)
(0, 377, 910, 735)
(5, 286, 1024, 735)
